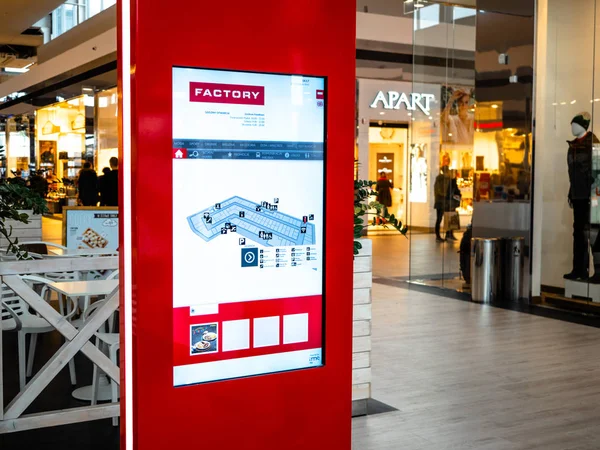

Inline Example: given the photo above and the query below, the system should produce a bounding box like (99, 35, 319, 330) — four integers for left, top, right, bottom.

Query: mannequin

(565, 112, 600, 282)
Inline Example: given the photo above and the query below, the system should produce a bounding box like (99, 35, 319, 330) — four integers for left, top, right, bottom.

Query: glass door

(408, 2, 477, 291)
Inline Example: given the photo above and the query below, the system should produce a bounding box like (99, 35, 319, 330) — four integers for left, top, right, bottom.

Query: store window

(35, 96, 87, 212)
(414, 4, 440, 31)
(534, 0, 600, 306)
(95, 87, 119, 174)
(6, 117, 31, 177)
(408, 3, 476, 290)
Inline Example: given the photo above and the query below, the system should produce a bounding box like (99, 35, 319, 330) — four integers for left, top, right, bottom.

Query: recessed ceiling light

(4, 67, 29, 73)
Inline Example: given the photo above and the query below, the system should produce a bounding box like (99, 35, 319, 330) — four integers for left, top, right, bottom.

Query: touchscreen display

(172, 67, 325, 386)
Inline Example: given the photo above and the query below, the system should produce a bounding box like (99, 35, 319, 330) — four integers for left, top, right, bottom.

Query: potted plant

(354, 179, 407, 255)
(351, 179, 407, 416)
(0, 178, 48, 259)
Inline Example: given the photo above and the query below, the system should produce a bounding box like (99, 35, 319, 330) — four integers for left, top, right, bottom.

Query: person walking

(444, 169, 461, 241)
(78, 162, 98, 206)
(104, 157, 119, 206)
(97, 167, 111, 206)
(376, 171, 393, 217)
(434, 165, 450, 242)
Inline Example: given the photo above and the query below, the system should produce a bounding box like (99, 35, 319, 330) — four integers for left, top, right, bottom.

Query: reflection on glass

(471, 102, 532, 203)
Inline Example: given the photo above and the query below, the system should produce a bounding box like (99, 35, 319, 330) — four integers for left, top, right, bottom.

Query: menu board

(172, 67, 326, 386)
(63, 207, 119, 250)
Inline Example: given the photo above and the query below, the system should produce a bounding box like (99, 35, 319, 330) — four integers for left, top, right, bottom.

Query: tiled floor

(353, 283, 600, 449)
(370, 232, 463, 283)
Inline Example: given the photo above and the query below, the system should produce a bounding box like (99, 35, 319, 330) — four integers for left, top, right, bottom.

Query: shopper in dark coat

(103, 157, 119, 206)
(97, 167, 111, 206)
(376, 172, 393, 217)
(444, 171, 461, 241)
(434, 165, 450, 242)
(78, 162, 98, 206)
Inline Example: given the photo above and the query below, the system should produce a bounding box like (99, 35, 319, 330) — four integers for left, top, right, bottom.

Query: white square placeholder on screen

(253, 316, 280, 348)
(283, 313, 309, 344)
(222, 319, 250, 351)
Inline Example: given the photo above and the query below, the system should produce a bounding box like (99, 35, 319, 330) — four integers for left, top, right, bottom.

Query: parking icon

(241, 248, 259, 267)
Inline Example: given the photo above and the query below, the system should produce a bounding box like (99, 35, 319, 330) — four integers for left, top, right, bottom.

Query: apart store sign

(369, 90, 435, 115)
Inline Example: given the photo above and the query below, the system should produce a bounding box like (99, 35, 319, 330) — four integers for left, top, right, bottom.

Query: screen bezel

(172, 65, 328, 385)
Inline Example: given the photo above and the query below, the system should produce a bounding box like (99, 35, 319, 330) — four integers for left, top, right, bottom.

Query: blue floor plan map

(187, 196, 316, 247)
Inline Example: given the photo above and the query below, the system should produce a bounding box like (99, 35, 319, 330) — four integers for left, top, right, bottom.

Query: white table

(47, 248, 119, 257)
(48, 279, 119, 402)
(49, 279, 119, 297)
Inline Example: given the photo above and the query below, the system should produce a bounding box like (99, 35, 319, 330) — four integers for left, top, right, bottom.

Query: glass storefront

(6, 116, 31, 177)
(23, 87, 118, 215)
(534, 0, 600, 310)
(95, 87, 119, 173)
(404, 2, 534, 302)
(408, 2, 476, 291)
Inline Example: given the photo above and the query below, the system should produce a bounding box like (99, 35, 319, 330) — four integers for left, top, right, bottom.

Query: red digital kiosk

(118, 1, 355, 449)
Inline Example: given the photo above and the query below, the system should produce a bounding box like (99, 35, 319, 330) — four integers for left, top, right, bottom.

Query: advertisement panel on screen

(63, 207, 119, 250)
(172, 67, 325, 386)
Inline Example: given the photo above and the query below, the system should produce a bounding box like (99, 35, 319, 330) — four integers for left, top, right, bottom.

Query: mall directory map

(172, 67, 326, 386)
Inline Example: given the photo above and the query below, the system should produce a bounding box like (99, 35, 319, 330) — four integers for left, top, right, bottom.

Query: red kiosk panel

(119, 1, 355, 449)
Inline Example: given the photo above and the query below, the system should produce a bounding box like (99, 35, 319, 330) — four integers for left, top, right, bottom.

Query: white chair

(18, 242, 82, 283)
(84, 299, 120, 426)
(0, 248, 44, 261)
(105, 270, 119, 281)
(1, 276, 78, 390)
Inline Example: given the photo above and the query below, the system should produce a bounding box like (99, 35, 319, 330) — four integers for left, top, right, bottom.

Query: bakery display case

(35, 96, 87, 183)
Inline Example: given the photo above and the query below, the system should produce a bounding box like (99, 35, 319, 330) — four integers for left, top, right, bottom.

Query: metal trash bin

(471, 238, 500, 303)
(501, 237, 524, 302)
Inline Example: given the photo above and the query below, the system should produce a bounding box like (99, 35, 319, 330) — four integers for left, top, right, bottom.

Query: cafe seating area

(0, 237, 120, 441)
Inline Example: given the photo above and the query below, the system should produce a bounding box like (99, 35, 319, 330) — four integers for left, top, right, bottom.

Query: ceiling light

(571, 100, 577, 104)
(491, 104, 498, 109)
(560, 102, 566, 105)
(379, 112, 385, 115)
(4, 67, 29, 74)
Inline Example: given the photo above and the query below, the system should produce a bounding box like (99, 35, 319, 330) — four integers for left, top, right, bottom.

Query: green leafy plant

(0, 180, 48, 259)
(354, 179, 408, 255)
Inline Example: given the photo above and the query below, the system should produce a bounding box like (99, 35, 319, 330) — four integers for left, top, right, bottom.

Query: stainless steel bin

(471, 238, 500, 303)
(501, 237, 524, 302)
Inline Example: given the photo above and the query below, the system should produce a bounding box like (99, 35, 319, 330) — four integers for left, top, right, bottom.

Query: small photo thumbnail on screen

(190, 323, 218, 355)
